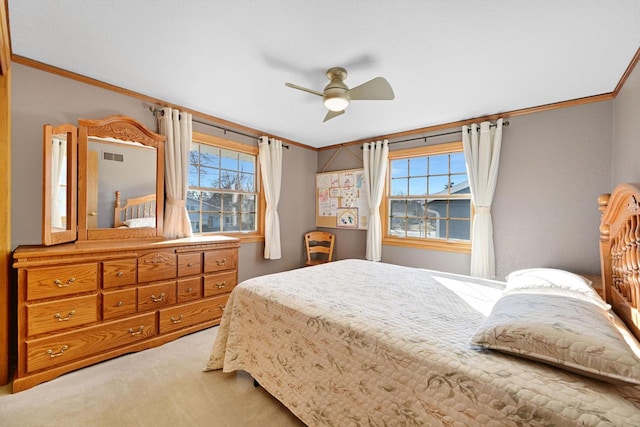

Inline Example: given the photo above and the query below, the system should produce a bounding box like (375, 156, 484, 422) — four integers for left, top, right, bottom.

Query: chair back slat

(304, 231, 335, 266)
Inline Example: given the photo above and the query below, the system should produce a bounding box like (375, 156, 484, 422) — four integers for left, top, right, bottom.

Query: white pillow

(505, 268, 592, 285)
(504, 268, 609, 310)
(123, 217, 156, 228)
(471, 293, 640, 385)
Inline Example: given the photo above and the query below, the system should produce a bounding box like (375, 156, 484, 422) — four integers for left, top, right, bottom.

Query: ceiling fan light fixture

(285, 66, 393, 121)
(323, 95, 349, 111)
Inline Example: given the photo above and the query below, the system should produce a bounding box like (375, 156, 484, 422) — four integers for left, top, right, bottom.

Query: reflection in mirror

(87, 137, 156, 228)
(51, 135, 67, 228)
(42, 124, 77, 246)
(77, 115, 165, 241)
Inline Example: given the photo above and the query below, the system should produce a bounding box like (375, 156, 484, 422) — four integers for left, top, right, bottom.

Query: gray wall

(493, 102, 612, 279)
(14, 60, 634, 283)
(612, 62, 640, 184)
(318, 101, 614, 280)
(235, 142, 317, 282)
(11, 63, 317, 282)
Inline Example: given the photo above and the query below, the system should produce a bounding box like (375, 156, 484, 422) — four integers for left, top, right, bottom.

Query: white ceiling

(7, 1, 640, 148)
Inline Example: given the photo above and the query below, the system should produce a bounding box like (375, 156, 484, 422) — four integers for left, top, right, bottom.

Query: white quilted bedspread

(205, 259, 640, 426)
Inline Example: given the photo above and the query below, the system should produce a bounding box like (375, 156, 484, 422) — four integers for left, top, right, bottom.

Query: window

(383, 141, 471, 253)
(187, 132, 263, 241)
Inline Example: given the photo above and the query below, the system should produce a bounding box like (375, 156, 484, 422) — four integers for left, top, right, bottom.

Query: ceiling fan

(285, 67, 395, 122)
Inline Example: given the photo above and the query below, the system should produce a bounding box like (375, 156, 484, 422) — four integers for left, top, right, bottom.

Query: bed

(205, 183, 640, 426)
(113, 190, 156, 228)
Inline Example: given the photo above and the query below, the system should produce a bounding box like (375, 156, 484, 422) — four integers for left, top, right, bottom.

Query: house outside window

(383, 141, 472, 253)
(187, 131, 264, 242)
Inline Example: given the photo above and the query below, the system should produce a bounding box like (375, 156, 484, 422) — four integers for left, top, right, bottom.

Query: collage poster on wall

(316, 168, 369, 230)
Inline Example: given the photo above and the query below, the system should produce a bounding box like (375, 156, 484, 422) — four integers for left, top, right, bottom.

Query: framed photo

(336, 207, 358, 228)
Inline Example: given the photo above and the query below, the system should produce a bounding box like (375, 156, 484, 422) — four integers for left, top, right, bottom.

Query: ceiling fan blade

(285, 82, 323, 97)
(323, 109, 345, 123)
(348, 77, 395, 101)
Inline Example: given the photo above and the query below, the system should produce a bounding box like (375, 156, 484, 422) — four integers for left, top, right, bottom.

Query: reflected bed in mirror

(78, 115, 165, 241)
(114, 191, 156, 228)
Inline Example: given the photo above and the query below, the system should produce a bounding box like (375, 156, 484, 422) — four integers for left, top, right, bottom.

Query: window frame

(382, 141, 472, 253)
(189, 131, 265, 243)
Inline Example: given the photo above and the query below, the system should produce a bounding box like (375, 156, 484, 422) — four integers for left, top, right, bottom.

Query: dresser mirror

(86, 137, 157, 228)
(77, 115, 165, 241)
(42, 124, 78, 246)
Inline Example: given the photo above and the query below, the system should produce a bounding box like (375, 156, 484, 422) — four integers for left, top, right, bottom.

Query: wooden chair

(304, 231, 335, 266)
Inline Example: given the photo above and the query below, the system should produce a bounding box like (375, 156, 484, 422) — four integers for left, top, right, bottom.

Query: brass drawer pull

(54, 310, 76, 321)
(215, 281, 227, 289)
(170, 315, 184, 324)
(151, 293, 165, 303)
(116, 301, 124, 307)
(218, 304, 226, 312)
(54, 277, 76, 288)
(186, 287, 193, 293)
(116, 271, 124, 277)
(128, 326, 144, 336)
(215, 259, 226, 266)
(47, 345, 69, 358)
(187, 262, 194, 267)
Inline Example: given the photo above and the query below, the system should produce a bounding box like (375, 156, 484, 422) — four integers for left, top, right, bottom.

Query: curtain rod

(364, 120, 510, 148)
(149, 107, 289, 149)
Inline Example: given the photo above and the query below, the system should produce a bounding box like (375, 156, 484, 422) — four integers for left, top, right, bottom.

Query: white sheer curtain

(259, 136, 283, 259)
(50, 138, 66, 228)
(363, 140, 389, 261)
(462, 118, 504, 278)
(158, 107, 193, 238)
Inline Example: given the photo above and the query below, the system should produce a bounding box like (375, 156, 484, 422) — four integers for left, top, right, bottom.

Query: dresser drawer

(103, 259, 137, 289)
(137, 281, 176, 312)
(26, 263, 98, 301)
(159, 295, 228, 334)
(178, 253, 202, 277)
(203, 271, 237, 297)
(26, 312, 156, 373)
(26, 295, 98, 337)
(137, 251, 177, 283)
(203, 249, 237, 273)
(103, 288, 137, 320)
(177, 277, 202, 303)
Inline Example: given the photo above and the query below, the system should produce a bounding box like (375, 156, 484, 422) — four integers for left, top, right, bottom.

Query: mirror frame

(42, 123, 78, 246)
(77, 115, 165, 240)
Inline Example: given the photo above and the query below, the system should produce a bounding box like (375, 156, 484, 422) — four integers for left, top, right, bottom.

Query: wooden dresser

(12, 235, 240, 392)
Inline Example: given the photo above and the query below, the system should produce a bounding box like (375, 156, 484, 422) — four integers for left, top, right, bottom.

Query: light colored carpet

(0, 326, 305, 427)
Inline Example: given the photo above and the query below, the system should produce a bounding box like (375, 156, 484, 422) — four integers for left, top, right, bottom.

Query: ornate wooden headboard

(113, 190, 156, 227)
(599, 183, 640, 341)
